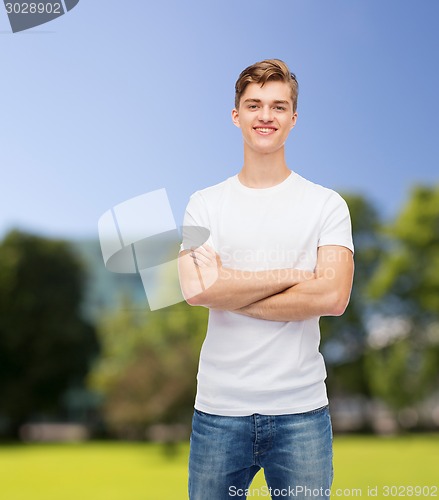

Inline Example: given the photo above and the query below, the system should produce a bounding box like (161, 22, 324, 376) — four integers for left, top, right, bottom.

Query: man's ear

(290, 112, 298, 130)
(231, 108, 241, 128)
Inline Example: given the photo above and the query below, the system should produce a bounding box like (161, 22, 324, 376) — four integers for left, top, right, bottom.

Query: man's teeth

(255, 128, 274, 133)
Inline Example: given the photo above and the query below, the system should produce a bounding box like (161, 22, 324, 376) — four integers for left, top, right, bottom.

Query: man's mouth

(254, 127, 277, 134)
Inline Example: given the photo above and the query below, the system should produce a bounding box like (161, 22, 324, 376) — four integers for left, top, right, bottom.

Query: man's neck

(238, 148, 291, 189)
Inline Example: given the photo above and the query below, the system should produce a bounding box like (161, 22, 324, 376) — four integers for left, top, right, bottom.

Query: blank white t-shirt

(182, 171, 354, 416)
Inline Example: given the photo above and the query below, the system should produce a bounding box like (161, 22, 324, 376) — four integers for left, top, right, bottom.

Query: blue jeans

(188, 406, 333, 499)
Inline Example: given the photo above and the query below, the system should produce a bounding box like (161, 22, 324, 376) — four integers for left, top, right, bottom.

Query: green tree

(0, 230, 99, 438)
(368, 185, 439, 319)
(321, 194, 382, 398)
(88, 300, 207, 439)
(365, 185, 439, 420)
(364, 336, 437, 413)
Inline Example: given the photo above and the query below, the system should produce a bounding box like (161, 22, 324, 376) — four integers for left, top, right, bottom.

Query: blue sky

(1, 0, 438, 239)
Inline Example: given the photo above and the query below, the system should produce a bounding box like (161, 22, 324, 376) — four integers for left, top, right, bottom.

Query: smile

(254, 127, 277, 134)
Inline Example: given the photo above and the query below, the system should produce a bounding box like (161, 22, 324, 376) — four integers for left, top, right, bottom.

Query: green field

(0, 435, 438, 499)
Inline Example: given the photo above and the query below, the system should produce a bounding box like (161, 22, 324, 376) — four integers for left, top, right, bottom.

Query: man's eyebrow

(242, 98, 290, 106)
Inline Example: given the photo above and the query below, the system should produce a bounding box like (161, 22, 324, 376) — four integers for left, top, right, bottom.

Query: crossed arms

(178, 244, 354, 321)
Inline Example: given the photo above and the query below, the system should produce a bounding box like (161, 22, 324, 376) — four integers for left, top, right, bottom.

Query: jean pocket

(194, 408, 214, 417)
(298, 404, 329, 416)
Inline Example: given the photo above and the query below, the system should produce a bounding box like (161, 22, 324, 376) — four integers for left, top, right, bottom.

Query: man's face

(232, 80, 297, 156)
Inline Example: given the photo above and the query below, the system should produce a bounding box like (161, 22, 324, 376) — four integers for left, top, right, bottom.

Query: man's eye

(248, 105, 258, 109)
(275, 106, 286, 111)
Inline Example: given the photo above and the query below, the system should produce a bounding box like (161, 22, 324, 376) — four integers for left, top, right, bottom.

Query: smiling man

(178, 59, 354, 500)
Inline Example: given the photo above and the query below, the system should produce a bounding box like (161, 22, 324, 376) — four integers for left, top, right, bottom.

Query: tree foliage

(88, 300, 207, 438)
(0, 230, 99, 437)
(368, 185, 439, 319)
(365, 185, 439, 415)
(321, 193, 382, 397)
(364, 336, 438, 412)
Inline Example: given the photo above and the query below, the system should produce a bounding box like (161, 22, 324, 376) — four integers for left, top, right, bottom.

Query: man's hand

(188, 244, 222, 294)
(189, 244, 221, 268)
(178, 244, 315, 310)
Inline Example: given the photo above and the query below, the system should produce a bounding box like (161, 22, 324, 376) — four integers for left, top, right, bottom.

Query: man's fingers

(190, 248, 215, 267)
(188, 244, 222, 271)
(191, 254, 208, 267)
(192, 244, 216, 257)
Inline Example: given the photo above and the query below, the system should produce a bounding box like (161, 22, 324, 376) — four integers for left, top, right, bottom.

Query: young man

(178, 59, 354, 500)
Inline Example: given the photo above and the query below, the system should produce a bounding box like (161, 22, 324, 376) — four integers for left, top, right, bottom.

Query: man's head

(234, 59, 298, 112)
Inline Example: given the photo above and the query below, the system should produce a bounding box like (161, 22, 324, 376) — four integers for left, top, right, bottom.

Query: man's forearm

(178, 245, 315, 310)
(235, 247, 354, 321)
(189, 266, 314, 310)
(233, 278, 345, 321)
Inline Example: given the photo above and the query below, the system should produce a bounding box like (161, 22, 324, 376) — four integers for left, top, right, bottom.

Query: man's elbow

(178, 267, 209, 306)
(330, 302, 348, 317)
(327, 291, 351, 316)
(183, 285, 228, 309)
(185, 291, 208, 307)
(180, 283, 206, 306)
(180, 278, 214, 307)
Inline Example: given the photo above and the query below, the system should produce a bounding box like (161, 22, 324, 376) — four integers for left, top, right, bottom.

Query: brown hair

(234, 59, 298, 112)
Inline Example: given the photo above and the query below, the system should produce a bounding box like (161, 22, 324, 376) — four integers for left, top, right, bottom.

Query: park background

(0, 0, 438, 498)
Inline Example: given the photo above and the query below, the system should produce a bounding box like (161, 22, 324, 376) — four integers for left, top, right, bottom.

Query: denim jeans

(188, 406, 333, 499)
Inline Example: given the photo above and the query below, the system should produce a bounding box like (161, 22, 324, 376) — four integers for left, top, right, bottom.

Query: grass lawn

(0, 434, 438, 499)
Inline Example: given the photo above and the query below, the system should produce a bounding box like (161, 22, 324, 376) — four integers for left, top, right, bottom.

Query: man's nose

(258, 105, 273, 122)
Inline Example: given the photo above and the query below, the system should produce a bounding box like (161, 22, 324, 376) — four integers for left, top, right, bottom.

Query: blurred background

(1, 0, 438, 498)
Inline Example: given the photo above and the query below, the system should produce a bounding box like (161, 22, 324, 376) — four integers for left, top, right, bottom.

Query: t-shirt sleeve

(180, 191, 214, 252)
(318, 193, 354, 253)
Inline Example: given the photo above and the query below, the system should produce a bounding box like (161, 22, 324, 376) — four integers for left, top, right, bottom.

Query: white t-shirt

(181, 171, 354, 416)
